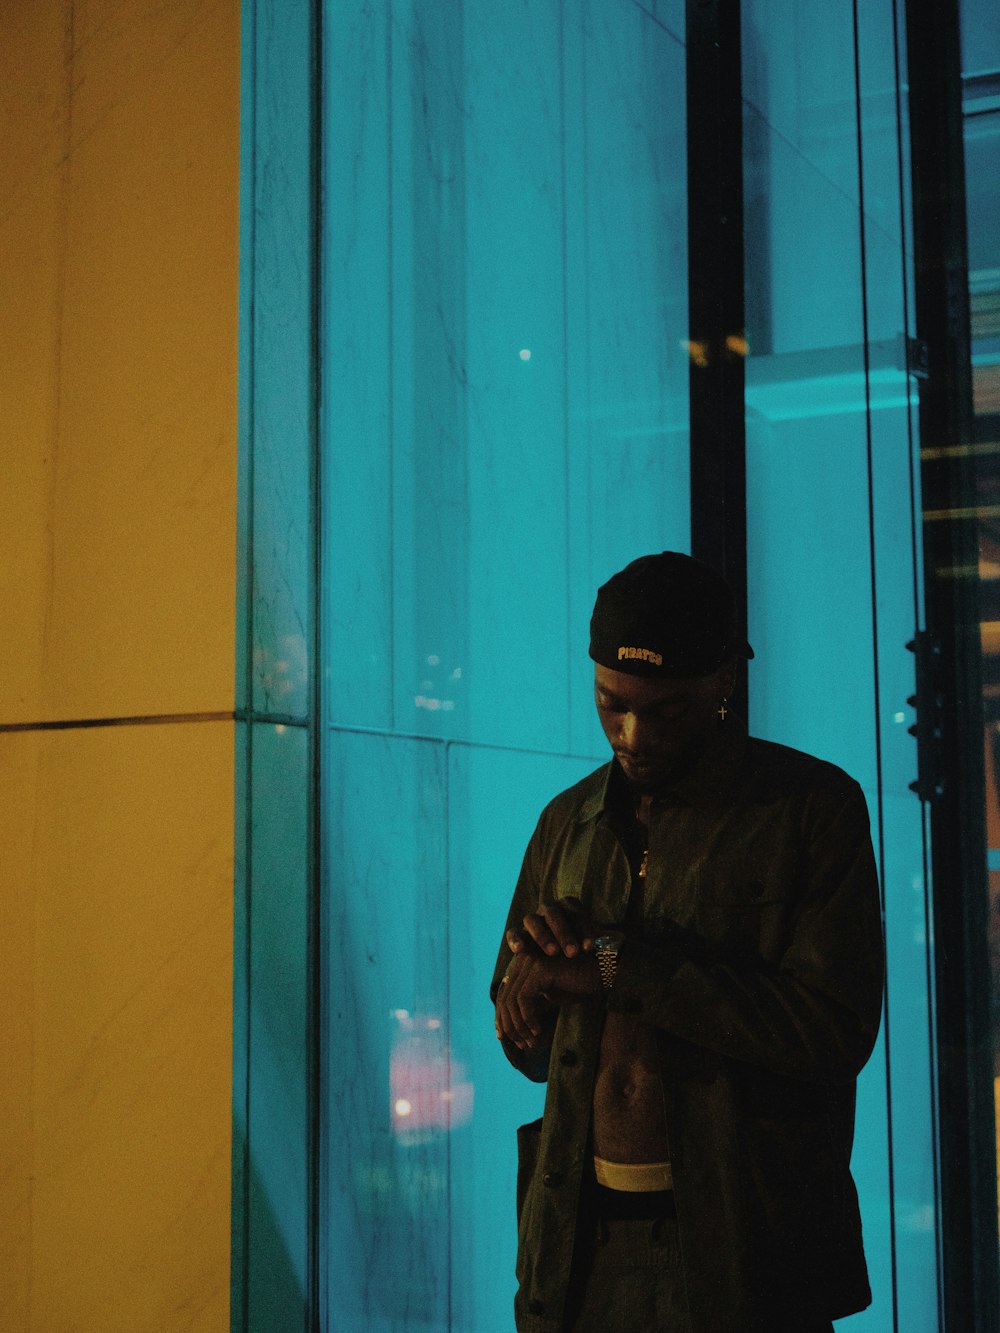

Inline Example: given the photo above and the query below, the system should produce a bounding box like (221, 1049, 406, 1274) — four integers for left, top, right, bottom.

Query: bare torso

(591, 794, 670, 1162)
(592, 1013, 669, 1160)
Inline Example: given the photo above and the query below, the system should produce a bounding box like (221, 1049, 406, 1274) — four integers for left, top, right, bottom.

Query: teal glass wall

(743, 2, 936, 1329)
(233, 0, 317, 1325)
(228, 0, 942, 1327)
(322, 1, 689, 1327)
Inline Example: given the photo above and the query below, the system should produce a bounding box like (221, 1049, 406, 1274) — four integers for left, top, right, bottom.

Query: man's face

(594, 660, 735, 789)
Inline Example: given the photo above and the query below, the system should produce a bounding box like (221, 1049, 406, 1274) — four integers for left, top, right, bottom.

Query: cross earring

(718, 699, 729, 721)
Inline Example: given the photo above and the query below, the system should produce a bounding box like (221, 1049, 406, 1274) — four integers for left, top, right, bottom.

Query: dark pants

(564, 1211, 690, 1330)
(562, 1186, 836, 1332)
(563, 1188, 691, 1331)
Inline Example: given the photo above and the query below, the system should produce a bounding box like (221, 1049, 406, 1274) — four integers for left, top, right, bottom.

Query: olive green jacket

(491, 721, 884, 1332)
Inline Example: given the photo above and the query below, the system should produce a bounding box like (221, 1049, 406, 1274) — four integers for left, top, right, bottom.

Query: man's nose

(619, 712, 641, 750)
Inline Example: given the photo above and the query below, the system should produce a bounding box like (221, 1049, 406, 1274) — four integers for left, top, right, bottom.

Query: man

(492, 552, 884, 1332)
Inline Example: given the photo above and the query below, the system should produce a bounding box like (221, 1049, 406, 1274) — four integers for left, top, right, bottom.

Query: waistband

(593, 1156, 673, 1192)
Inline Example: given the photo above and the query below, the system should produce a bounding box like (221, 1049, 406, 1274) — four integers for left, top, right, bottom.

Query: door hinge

(906, 630, 944, 801)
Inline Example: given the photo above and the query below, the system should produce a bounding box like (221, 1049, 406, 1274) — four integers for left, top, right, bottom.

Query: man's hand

(494, 948, 600, 1050)
(506, 895, 596, 960)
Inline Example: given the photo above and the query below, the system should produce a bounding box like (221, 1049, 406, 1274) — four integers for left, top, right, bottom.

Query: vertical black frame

(686, 0, 749, 720)
(906, 0, 1000, 1326)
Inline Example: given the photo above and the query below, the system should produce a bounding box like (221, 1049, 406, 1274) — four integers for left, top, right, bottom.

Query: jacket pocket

(516, 1117, 544, 1227)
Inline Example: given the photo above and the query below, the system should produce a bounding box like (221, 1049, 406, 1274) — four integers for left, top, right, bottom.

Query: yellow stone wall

(0, 1, 239, 1327)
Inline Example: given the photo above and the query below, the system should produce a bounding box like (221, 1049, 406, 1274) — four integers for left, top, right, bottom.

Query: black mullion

(685, 0, 748, 718)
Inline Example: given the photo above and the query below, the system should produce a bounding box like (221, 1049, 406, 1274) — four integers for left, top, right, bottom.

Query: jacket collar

(577, 716, 750, 823)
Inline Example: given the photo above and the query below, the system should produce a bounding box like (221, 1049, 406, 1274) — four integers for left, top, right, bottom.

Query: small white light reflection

(519, 348, 531, 361)
(894, 711, 906, 724)
(427, 1018, 442, 1030)
(904, 1205, 936, 1233)
(451, 667, 462, 680)
(427, 654, 440, 666)
(274, 724, 286, 735)
(394, 1099, 413, 1117)
(440, 1089, 453, 1101)
(415, 695, 457, 712)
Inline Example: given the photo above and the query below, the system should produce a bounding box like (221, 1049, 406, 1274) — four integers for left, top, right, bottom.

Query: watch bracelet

(597, 949, 618, 990)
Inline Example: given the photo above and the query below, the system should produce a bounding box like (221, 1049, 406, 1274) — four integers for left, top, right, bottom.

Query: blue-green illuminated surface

(233, 0, 315, 1326)
(323, 1, 688, 1325)
(316, 2, 935, 1330)
(744, 2, 936, 1329)
(228, 0, 1000, 1326)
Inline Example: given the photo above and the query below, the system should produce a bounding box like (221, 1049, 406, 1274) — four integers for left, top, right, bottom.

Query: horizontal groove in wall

(0, 710, 310, 734)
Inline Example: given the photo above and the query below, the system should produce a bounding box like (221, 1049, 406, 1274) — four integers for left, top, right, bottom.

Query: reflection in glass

(390, 1009, 473, 1139)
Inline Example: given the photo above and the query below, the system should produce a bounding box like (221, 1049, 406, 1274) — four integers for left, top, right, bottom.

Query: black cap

(589, 552, 754, 678)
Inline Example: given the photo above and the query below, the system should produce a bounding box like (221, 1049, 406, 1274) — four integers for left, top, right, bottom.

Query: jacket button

(528, 1298, 545, 1314)
(542, 1170, 562, 1187)
(559, 1049, 578, 1066)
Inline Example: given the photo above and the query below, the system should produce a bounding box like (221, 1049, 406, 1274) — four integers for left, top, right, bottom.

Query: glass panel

(742, 2, 935, 1328)
(961, 0, 1000, 78)
(246, 6, 313, 722)
(235, 1, 316, 1315)
(324, 731, 452, 1327)
(323, 0, 689, 1325)
(243, 721, 310, 1330)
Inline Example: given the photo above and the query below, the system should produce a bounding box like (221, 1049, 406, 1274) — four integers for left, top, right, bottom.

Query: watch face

(595, 933, 624, 950)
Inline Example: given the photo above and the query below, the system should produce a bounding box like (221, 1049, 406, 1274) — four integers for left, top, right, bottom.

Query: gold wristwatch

(594, 931, 625, 992)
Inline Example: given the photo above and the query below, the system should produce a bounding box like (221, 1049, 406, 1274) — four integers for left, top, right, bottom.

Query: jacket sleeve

(608, 780, 885, 1083)
(490, 815, 554, 1083)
